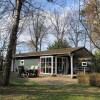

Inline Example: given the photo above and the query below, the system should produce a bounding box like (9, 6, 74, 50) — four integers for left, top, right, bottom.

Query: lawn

(0, 72, 100, 100)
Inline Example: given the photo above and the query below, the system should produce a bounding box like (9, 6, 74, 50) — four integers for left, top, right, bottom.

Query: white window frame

(40, 56, 53, 75)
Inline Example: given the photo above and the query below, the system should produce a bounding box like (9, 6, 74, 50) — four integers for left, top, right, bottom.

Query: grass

(0, 72, 100, 100)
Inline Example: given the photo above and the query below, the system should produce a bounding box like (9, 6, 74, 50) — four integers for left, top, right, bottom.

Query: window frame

(40, 56, 53, 74)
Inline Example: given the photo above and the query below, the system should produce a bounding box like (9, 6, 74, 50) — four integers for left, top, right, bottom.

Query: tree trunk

(84, 32, 87, 47)
(75, 32, 78, 47)
(12, 40, 17, 71)
(39, 40, 42, 51)
(36, 37, 38, 52)
(2, 0, 23, 86)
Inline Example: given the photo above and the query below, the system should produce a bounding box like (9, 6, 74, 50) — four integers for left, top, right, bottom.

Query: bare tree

(68, 11, 83, 47)
(28, 10, 48, 51)
(67, 2, 88, 48)
(50, 10, 70, 41)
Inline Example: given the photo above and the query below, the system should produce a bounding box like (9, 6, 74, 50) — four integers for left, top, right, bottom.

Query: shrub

(77, 73, 100, 87)
(89, 73, 96, 86)
(96, 74, 100, 87)
(89, 73, 100, 87)
(77, 73, 89, 85)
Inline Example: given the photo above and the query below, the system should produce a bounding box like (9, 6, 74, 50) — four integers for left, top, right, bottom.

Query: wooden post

(84, 67, 86, 75)
(51, 56, 53, 75)
(55, 57, 57, 75)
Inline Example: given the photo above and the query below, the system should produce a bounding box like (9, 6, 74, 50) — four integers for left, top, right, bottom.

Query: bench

(74, 67, 91, 74)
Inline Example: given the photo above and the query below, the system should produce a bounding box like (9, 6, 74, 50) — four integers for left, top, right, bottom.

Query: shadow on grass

(0, 84, 100, 96)
(0, 72, 100, 100)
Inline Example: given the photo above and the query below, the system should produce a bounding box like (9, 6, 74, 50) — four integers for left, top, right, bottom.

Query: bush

(77, 73, 89, 85)
(77, 73, 100, 87)
(89, 73, 100, 87)
(89, 73, 96, 86)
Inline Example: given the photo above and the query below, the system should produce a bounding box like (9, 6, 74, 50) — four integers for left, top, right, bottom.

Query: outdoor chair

(17, 66, 26, 77)
(27, 69, 34, 78)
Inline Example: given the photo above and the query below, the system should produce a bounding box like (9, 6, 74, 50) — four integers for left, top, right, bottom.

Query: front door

(57, 57, 68, 74)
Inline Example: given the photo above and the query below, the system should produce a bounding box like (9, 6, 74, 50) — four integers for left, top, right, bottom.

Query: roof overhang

(14, 47, 94, 59)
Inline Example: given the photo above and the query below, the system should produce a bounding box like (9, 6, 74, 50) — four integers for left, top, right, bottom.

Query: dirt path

(28, 75, 78, 85)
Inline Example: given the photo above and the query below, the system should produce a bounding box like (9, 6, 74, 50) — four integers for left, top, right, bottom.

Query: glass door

(62, 58, 67, 74)
(57, 57, 68, 75)
(57, 58, 62, 74)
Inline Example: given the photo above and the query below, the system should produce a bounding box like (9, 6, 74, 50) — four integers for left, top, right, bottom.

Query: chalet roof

(15, 47, 91, 58)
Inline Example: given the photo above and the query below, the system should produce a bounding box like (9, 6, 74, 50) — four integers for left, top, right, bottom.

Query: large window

(46, 57, 51, 73)
(41, 58, 45, 73)
(41, 56, 53, 74)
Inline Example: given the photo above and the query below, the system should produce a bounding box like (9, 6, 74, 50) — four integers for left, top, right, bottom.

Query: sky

(10, 0, 91, 53)
(17, 0, 78, 53)
(0, 0, 96, 55)
(17, 0, 91, 53)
